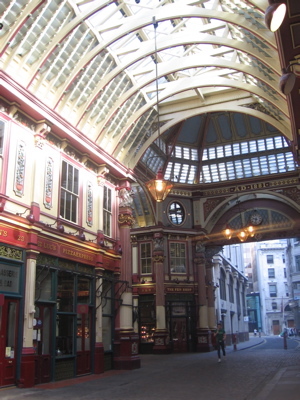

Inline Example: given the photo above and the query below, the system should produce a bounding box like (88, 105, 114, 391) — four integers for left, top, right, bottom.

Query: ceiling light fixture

(145, 17, 173, 203)
(265, 1, 286, 32)
(279, 64, 297, 95)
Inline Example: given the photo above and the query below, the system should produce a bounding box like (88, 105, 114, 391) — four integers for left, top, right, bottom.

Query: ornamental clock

(250, 212, 262, 226)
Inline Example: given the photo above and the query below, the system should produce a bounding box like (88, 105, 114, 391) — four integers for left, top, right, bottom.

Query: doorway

(33, 304, 53, 384)
(76, 309, 91, 375)
(0, 298, 19, 387)
(167, 300, 197, 353)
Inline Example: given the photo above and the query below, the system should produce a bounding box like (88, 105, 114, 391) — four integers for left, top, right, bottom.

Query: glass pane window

(103, 186, 112, 237)
(60, 161, 79, 223)
(56, 315, 75, 356)
(141, 242, 152, 274)
(77, 277, 91, 304)
(267, 255, 274, 264)
(168, 202, 185, 225)
(0, 120, 5, 154)
(269, 284, 277, 297)
(268, 268, 275, 279)
(170, 243, 186, 273)
(35, 266, 53, 301)
(57, 271, 74, 312)
(295, 255, 300, 272)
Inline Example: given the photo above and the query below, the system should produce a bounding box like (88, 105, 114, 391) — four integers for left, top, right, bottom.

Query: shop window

(35, 266, 53, 301)
(103, 186, 112, 237)
(60, 160, 79, 223)
(102, 279, 114, 352)
(56, 315, 75, 356)
(170, 242, 186, 273)
(268, 268, 275, 279)
(57, 271, 74, 312)
(141, 242, 152, 274)
(77, 277, 91, 304)
(139, 296, 155, 346)
(269, 284, 277, 297)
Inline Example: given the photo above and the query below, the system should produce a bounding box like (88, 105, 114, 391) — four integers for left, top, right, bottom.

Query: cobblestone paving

(1, 338, 300, 400)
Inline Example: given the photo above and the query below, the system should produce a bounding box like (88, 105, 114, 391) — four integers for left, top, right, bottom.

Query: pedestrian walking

(214, 323, 226, 363)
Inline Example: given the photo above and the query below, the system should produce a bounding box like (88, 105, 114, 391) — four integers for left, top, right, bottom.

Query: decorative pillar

(195, 241, 210, 352)
(18, 250, 38, 388)
(152, 233, 170, 353)
(94, 272, 104, 374)
(114, 196, 140, 369)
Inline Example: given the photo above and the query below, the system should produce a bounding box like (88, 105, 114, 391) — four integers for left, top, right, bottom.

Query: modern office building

(1, 0, 299, 389)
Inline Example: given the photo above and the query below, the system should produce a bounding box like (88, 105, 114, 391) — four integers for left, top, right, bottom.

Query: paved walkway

(1, 336, 300, 400)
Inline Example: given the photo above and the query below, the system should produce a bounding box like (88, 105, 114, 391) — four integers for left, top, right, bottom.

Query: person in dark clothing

(214, 323, 226, 363)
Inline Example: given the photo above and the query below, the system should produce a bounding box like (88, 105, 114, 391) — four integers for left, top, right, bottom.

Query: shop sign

(0, 264, 20, 293)
(0, 223, 28, 248)
(166, 286, 194, 293)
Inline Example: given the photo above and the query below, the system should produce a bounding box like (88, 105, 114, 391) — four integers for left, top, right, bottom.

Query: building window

(284, 268, 286, 278)
(168, 202, 185, 225)
(266, 255, 274, 264)
(285, 283, 289, 297)
(269, 284, 277, 297)
(282, 253, 285, 263)
(220, 269, 226, 301)
(103, 186, 112, 237)
(60, 161, 79, 223)
(268, 268, 275, 279)
(229, 276, 234, 303)
(295, 255, 300, 272)
(272, 302, 277, 310)
(0, 120, 5, 154)
(141, 243, 152, 274)
(170, 243, 186, 273)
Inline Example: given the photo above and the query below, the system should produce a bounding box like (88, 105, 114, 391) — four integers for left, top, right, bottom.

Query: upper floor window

(229, 276, 234, 303)
(170, 243, 186, 273)
(295, 255, 300, 272)
(268, 268, 275, 279)
(0, 120, 5, 154)
(168, 202, 185, 225)
(272, 302, 277, 310)
(284, 268, 286, 278)
(266, 255, 274, 264)
(60, 161, 79, 223)
(220, 269, 226, 301)
(269, 284, 277, 297)
(141, 242, 152, 274)
(103, 186, 112, 237)
(282, 253, 285, 263)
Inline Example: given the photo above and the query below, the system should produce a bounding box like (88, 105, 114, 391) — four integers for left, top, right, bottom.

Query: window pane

(57, 271, 74, 312)
(56, 315, 74, 355)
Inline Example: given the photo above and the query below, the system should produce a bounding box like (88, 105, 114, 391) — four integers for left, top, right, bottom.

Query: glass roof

(0, 0, 295, 189)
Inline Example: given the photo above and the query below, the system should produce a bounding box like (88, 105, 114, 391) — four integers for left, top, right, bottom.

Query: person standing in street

(214, 323, 226, 363)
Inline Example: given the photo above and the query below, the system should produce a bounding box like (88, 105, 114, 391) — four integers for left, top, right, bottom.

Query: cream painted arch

(109, 74, 290, 163)
(20, 4, 275, 106)
(94, 54, 286, 150)
(73, 31, 279, 127)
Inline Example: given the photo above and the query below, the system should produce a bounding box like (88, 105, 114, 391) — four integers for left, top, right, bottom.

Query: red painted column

(114, 204, 140, 369)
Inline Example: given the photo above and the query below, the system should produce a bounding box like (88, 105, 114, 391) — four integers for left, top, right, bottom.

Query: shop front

(34, 255, 96, 383)
(0, 244, 24, 387)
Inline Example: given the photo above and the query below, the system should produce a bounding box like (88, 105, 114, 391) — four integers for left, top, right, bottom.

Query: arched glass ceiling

(0, 0, 294, 181)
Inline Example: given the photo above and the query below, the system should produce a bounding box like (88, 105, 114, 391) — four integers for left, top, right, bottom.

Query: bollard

(283, 329, 287, 350)
(233, 333, 237, 351)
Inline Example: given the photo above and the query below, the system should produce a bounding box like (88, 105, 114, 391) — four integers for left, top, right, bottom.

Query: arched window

(220, 269, 226, 300)
(229, 276, 234, 303)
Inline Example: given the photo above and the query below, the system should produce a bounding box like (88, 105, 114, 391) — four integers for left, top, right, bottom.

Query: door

(0, 298, 19, 387)
(171, 318, 188, 352)
(33, 304, 53, 384)
(76, 309, 91, 375)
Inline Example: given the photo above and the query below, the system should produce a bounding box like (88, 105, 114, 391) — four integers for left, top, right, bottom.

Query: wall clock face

(250, 212, 262, 226)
